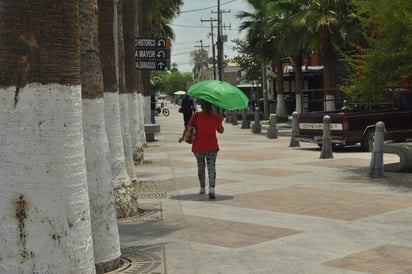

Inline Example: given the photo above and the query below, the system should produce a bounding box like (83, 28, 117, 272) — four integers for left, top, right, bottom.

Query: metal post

(252, 108, 261, 133)
(320, 115, 333, 159)
(225, 110, 231, 123)
(231, 110, 238, 125)
(241, 109, 250, 129)
(368, 121, 385, 177)
(289, 111, 300, 147)
(267, 114, 278, 139)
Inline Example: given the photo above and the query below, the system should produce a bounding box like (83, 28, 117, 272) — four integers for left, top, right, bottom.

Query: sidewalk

(115, 103, 412, 274)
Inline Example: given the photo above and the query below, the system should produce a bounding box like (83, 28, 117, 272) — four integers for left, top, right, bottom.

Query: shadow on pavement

(168, 193, 234, 201)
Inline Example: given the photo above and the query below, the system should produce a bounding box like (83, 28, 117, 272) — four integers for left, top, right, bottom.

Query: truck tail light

(342, 117, 349, 131)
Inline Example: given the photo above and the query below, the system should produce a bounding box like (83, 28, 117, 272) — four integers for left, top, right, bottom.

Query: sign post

(135, 37, 171, 71)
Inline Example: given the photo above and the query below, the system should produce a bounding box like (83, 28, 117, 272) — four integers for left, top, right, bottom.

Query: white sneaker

(199, 187, 206, 194)
(208, 187, 215, 199)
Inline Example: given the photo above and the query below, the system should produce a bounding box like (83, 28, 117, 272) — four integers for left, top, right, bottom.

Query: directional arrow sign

(135, 38, 170, 49)
(135, 37, 171, 71)
(135, 49, 170, 60)
(136, 60, 170, 71)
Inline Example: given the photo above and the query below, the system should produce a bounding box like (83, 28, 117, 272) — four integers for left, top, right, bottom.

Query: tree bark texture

(0, 1, 95, 273)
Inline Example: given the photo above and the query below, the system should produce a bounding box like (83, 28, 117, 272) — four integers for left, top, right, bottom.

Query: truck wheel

(361, 129, 374, 152)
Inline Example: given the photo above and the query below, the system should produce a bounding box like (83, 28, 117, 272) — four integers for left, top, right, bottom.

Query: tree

(238, 0, 281, 118)
(146, 0, 183, 38)
(163, 71, 194, 95)
(294, 0, 359, 111)
(265, 0, 312, 115)
(345, 0, 412, 107)
(0, 1, 95, 272)
(231, 38, 261, 83)
(123, 0, 145, 165)
(190, 48, 209, 80)
(115, 0, 137, 183)
(80, 0, 121, 271)
(99, 0, 139, 217)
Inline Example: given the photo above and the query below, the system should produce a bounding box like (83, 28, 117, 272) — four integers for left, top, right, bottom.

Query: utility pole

(200, 17, 218, 80)
(217, 0, 223, 81)
(213, 0, 230, 81)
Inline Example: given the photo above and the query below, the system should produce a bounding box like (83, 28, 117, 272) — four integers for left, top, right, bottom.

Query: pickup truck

(295, 90, 412, 151)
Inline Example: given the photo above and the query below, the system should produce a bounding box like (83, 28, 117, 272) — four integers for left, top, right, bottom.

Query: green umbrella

(187, 80, 249, 110)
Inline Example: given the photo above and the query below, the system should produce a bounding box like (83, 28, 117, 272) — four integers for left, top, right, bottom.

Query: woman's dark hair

(200, 100, 213, 114)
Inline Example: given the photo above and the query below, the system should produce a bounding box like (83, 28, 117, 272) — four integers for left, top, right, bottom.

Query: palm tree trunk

(99, 0, 140, 218)
(123, 0, 145, 164)
(261, 62, 269, 119)
(136, 0, 147, 142)
(117, 0, 137, 181)
(99, 0, 130, 189)
(294, 51, 304, 114)
(138, 0, 153, 123)
(320, 28, 336, 111)
(80, 0, 121, 271)
(275, 62, 288, 121)
(0, 2, 95, 273)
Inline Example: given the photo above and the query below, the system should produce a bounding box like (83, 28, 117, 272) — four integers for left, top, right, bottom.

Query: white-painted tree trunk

(104, 92, 131, 189)
(144, 95, 151, 124)
(295, 94, 303, 114)
(138, 93, 146, 142)
(119, 93, 136, 181)
(325, 94, 336, 112)
(128, 93, 144, 164)
(0, 85, 95, 273)
(276, 94, 288, 121)
(82, 98, 121, 265)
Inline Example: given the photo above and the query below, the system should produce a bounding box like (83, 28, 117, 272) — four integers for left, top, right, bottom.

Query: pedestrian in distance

(150, 94, 157, 124)
(178, 100, 224, 199)
(180, 95, 196, 127)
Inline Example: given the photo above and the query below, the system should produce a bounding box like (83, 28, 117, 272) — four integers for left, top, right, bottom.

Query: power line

(171, 24, 209, 29)
(179, 0, 235, 14)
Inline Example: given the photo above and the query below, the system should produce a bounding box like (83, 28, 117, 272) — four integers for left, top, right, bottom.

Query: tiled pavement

(115, 103, 412, 274)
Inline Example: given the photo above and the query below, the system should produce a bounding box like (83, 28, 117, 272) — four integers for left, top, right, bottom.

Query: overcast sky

(171, 0, 250, 73)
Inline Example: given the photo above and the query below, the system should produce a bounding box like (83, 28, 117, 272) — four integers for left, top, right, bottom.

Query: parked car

(295, 90, 412, 151)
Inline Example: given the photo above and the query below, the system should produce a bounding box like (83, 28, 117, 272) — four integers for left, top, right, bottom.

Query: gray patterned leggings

(194, 151, 218, 188)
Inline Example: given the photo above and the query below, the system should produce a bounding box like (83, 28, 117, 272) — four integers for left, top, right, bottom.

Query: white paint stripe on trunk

(82, 98, 121, 263)
(138, 94, 146, 142)
(0, 84, 95, 273)
(104, 92, 130, 188)
(325, 94, 336, 112)
(119, 93, 136, 181)
(144, 95, 151, 124)
(128, 92, 142, 148)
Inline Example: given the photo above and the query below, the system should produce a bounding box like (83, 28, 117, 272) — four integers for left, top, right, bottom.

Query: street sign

(135, 48, 170, 60)
(136, 60, 170, 70)
(135, 38, 170, 49)
(135, 37, 171, 71)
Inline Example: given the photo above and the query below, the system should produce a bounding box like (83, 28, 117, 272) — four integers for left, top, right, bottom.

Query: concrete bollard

(241, 109, 250, 129)
(267, 114, 278, 139)
(368, 121, 385, 177)
(252, 109, 261, 133)
(231, 110, 238, 125)
(225, 110, 231, 123)
(289, 111, 300, 147)
(320, 115, 334, 159)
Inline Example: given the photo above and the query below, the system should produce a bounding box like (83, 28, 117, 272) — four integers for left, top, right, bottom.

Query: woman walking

(178, 100, 224, 199)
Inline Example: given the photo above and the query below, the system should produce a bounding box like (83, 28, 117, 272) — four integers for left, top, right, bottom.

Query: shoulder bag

(184, 112, 199, 144)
